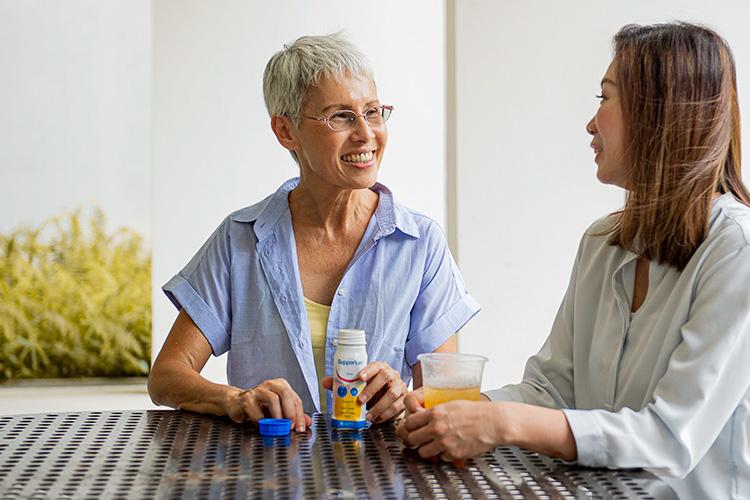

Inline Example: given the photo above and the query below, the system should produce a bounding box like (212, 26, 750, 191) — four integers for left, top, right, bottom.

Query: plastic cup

(417, 353, 488, 408)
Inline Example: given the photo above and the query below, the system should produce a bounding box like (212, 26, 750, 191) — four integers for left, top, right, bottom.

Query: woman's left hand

(322, 361, 407, 423)
(400, 400, 501, 461)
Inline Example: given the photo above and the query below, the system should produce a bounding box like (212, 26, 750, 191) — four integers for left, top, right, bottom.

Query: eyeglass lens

(328, 106, 392, 131)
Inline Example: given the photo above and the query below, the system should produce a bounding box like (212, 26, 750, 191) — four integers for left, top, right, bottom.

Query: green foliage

(0, 209, 151, 380)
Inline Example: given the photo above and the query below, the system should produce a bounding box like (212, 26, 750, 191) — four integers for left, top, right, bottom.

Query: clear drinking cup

(417, 353, 488, 408)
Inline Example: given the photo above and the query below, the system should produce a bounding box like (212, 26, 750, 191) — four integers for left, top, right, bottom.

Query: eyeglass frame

(292, 104, 394, 131)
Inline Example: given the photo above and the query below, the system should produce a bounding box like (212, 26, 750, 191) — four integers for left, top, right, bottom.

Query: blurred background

(1, 0, 749, 413)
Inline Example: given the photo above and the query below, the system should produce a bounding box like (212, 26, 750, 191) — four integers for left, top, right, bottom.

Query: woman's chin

(596, 164, 615, 186)
(344, 164, 380, 188)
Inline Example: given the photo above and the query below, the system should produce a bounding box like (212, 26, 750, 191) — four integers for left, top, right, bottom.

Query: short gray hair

(263, 33, 374, 127)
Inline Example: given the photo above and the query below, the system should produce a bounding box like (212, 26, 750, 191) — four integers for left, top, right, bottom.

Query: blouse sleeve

(162, 218, 233, 356)
(484, 237, 583, 408)
(563, 243, 750, 478)
(404, 220, 481, 366)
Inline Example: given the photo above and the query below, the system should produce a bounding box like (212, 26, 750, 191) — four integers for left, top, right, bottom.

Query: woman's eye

(331, 111, 353, 121)
(595, 94, 605, 101)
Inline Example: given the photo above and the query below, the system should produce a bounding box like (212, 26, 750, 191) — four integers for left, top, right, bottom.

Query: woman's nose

(586, 116, 597, 136)
(350, 116, 375, 141)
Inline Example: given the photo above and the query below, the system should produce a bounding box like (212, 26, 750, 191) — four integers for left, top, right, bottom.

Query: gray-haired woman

(148, 34, 479, 432)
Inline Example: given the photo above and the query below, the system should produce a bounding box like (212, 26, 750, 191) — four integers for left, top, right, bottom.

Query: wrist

(222, 386, 245, 413)
(492, 401, 516, 445)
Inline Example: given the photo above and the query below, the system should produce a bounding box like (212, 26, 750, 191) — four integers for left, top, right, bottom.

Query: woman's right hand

(396, 387, 425, 444)
(226, 378, 312, 432)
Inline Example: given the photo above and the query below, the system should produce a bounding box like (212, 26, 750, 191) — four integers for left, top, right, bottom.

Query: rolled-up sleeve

(405, 221, 480, 366)
(564, 244, 750, 478)
(163, 218, 233, 356)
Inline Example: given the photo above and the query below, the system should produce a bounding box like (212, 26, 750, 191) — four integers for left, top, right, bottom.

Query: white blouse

(486, 194, 750, 500)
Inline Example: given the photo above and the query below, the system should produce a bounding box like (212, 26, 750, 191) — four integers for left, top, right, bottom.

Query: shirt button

(264, 249, 271, 256)
(337, 288, 346, 296)
(298, 338, 305, 347)
(280, 295, 287, 302)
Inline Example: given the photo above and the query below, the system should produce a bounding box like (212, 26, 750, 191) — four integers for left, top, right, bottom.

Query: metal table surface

(0, 410, 677, 499)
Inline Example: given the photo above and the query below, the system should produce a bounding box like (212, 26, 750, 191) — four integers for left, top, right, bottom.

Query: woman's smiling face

(587, 60, 627, 188)
(292, 73, 387, 191)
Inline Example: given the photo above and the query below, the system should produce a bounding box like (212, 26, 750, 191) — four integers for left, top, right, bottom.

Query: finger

(404, 408, 432, 432)
(239, 392, 265, 423)
(266, 379, 304, 430)
(395, 421, 409, 443)
(367, 382, 406, 422)
(304, 414, 313, 427)
(376, 396, 406, 423)
(269, 382, 306, 432)
(417, 438, 447, 459)
(406, 421, 441, 448)
(359, 367, 397, 406)
(404, 388, 426, 413)
(274, 384, 300, 424)
(357, 361, 389, 382)
(256, 389, 283, 419)
(293, 394, 306, 433)
(321, 376, 333, 390)
(396, 422, 419, 449)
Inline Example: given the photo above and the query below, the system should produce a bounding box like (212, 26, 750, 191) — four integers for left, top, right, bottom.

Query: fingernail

(359, 394, 368, 403)
(366, 413, 373, 421)
(360, 372, 368, 380)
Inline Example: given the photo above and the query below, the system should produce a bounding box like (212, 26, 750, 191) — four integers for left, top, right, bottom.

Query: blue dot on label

(337, 386, 347, 397)
(350, 387, 359, 397)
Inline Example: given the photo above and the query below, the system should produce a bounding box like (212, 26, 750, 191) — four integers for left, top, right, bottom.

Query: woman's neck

(288, 181, 378, 234)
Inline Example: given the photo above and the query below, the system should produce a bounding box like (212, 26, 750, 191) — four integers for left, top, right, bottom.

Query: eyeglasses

(295, 105, 394, 131)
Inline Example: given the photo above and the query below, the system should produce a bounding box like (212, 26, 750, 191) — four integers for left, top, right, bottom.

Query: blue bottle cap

(258, 418, 292, 436)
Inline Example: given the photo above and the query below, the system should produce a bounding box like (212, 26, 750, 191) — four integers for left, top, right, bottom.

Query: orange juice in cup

(418, 353, 488, 408)
(417, 353, 488, 467)
(424, 386, 482, 408)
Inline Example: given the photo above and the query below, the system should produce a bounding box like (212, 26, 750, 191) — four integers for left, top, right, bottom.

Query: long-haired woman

(399, 22, 750, 499)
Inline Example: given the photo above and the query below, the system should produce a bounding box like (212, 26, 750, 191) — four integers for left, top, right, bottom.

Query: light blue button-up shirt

(486, 193, 750, 499)
(164, 178, 480, 413)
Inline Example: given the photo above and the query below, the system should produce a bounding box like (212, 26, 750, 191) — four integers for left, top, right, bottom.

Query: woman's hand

(322, 361, 408, 423)
(396, 387, 425, 444)
(399, 400, 502, 461)
(227, 378, 312, 432)
(397, 399, 577, 462)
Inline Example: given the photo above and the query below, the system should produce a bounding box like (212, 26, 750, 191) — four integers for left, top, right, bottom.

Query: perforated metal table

(0, 410, 676, 499)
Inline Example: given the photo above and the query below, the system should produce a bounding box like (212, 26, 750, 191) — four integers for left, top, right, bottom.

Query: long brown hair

(605, 22, 750, 270)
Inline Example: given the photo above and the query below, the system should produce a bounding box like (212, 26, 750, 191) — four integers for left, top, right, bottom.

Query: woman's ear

(271, 115, 299, 152)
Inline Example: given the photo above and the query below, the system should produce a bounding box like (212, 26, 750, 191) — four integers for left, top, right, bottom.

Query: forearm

(148, 360, 238, 417)
(494, 401, 577, 461)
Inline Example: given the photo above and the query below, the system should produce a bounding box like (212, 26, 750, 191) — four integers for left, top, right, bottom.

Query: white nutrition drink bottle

(331, 329, 368, 430)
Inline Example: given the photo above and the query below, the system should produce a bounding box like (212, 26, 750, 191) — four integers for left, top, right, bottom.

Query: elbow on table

(146, 365, 172, 408)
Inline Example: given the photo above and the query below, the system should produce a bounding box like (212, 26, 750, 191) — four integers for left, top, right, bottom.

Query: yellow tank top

(303, 296, 330, 413)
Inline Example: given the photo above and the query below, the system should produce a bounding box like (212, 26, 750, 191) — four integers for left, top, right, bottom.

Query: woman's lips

(341, 150, 377, 168)
(590, 143, 602, 162)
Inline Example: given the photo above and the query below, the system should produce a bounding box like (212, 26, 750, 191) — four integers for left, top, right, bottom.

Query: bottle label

(332, 354, 366, 428)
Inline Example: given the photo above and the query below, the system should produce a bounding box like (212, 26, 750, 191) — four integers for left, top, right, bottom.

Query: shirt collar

(370, 182, 420, 239)
(229, 177, 420, 241)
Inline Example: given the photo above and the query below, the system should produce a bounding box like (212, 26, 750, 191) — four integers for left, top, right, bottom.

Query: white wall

(0, 0, 151, 237)
(152, 0, 447, 383)
(454, 0, 750, 388)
